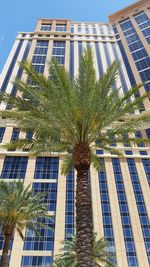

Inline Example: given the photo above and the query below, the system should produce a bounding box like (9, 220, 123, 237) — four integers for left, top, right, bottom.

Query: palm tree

(51, 234, 114, 267)
(0, 180, 51, 267)
(0, 49, 150, 267)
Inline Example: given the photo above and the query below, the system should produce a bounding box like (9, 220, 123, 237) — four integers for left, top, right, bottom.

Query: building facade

(0, 1, 150, 266)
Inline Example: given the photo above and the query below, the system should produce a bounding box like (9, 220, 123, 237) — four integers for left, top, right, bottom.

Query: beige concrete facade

(0, 1, 150, 266)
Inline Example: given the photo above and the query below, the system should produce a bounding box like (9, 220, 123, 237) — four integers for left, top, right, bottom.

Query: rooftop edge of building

(109, 0, 149, 23)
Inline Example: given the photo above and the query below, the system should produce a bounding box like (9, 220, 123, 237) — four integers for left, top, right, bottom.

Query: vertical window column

(51, 41, 66, 65)
(98, 159, 117, 265)
(112, 158, 138, 267)
(65, 169, 75, 238)
(32, 40, 49, 74)
(127, 159, 150, 264)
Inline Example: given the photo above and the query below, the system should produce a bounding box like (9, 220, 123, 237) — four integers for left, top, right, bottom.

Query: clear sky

(0, 0, 137, 72)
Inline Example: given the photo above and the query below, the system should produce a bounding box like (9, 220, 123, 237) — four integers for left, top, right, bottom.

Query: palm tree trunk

(1, 234, 10, 267)
(76, 167, 94, 267)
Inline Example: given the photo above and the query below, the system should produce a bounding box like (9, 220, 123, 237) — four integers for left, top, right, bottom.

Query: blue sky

(0, 0, 136, 72)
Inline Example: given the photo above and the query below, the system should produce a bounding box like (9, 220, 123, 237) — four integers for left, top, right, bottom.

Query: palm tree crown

(0, 181, 51, 267)
(51, 234, 114, 267)
(1, 49, 149, 161)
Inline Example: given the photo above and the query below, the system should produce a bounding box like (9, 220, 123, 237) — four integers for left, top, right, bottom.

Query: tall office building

(0, 0, 150, 266)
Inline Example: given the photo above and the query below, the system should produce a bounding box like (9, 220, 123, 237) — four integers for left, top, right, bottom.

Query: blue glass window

(135, 131, 145, 147)
(36, 41, 49, 47)
(125, 151, 133, 155)
(6, 41, 32, 107)
(140, 151, 148, 155)
(23, 217, 54, 251)
(78, 41, 83, 62)
(69, 41, 74, 79)
(96, 150, 104, 155)
(92, 26, 97, 35)
(142, 159, 150, 186)
(34, 157, 59, 179)
(56, 24, 66, 32)
(146, 128, 150, 139)
(32, 55, 46, 64)
(120, 20, 133, 31)
(40, 24, 51, 31)
(135, 57, 150, 72)
(1, 156, 28, 179)
(132, 48, 147, 61)
(32, 65, 44, 74)
(85, 25, 89, 34)
(34, 47, 48, 55)
(21, 256, 52, 266)
(0, 40, 23, 92)
(134, 13, 149, 25)
(33, 183, 57, 211)
(94, 42, 103, 77)
(0, 127, 5, 143)
(52, 41, 65, 65)
(65, 169, 75, 238)
(26, 131, 33, 141)
(11, 128, 20, 141)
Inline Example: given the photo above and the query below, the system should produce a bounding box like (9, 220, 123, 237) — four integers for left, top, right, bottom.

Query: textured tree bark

(73, 142, 95, 267)
(76, 168, 94, 267)
(1, 234, 10, 267)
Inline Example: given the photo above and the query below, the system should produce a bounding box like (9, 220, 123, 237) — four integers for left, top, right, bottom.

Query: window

(96, 150, 104, 155)
(52, 41, 66, 65)
(85, 24, 89, 34)
(26, 131, 33, 141)
(21, 256, 52, 267)
(135, 131, 145, 147)
(34, 157, 59, 179)
(0, 127, 5, 143)
(1, 156, 28, 179)
(125, 151, 133, 155)
(56, 24, 66, 32)
(78, 24, 82, 33)
(11, 128, 20, 141)
(23, 217, 54, 251)
(40, 24, 51, 31)
(33, 183, 57, 211)
(70, 25, 74, 33)
(32, 55, 46, 64)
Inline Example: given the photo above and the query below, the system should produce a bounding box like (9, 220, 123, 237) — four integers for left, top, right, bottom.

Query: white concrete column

(53, 157, 66, 256)
(90, 164, 104, 239)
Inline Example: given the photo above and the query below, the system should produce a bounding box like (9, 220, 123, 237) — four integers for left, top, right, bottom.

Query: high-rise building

(0, 1, 150, 267)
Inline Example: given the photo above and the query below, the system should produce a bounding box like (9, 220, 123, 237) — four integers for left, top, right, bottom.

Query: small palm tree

(0, 49, 150, 266)
(0, 181, 51, 267)
(51, 234, 114, 267)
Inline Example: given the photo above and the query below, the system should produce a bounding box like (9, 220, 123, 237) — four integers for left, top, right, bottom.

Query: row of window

(40, 23, 114, 36)
(0, 156, 59, 179)
(41, 24, 66, 32)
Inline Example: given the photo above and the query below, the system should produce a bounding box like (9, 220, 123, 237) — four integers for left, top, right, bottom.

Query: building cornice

(109, 0, 150, 23)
